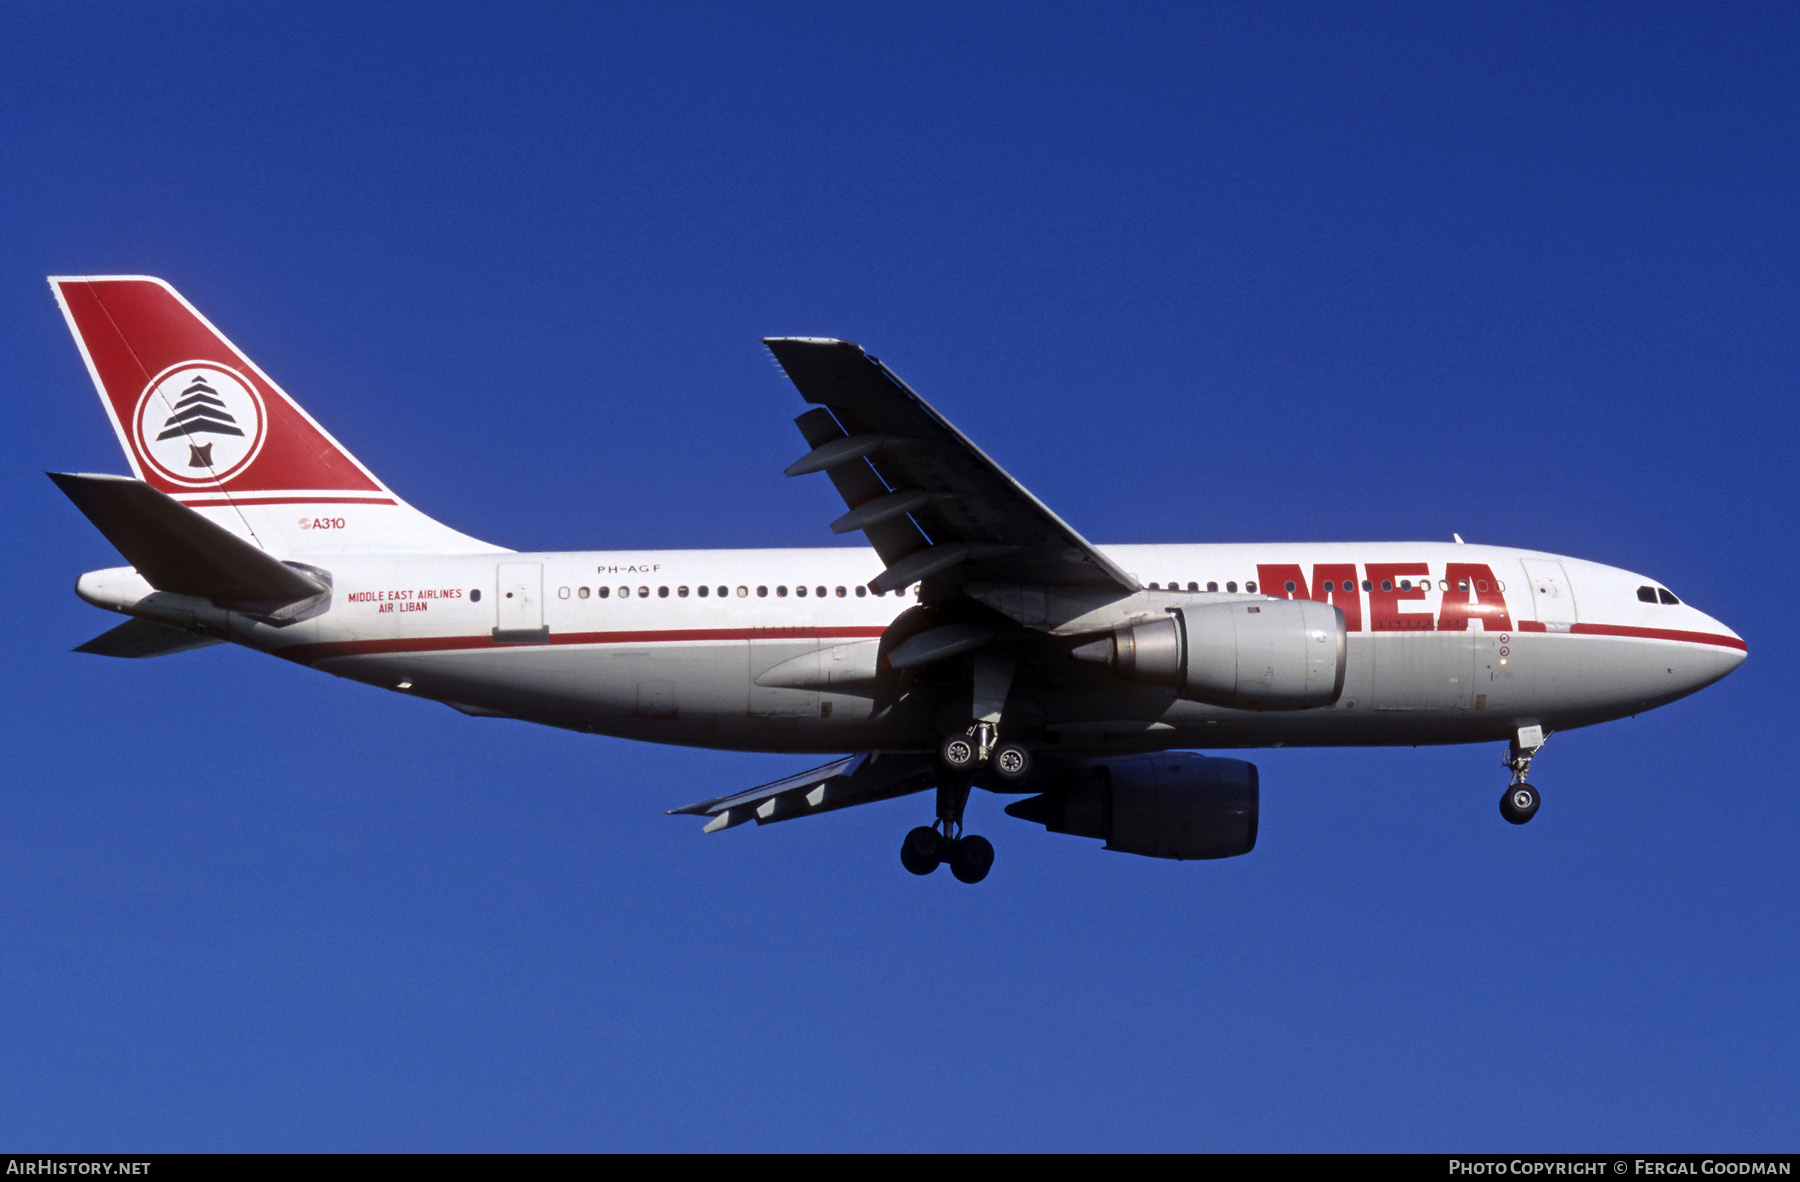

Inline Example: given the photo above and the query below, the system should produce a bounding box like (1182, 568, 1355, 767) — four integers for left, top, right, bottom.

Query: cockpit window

(1638, 586, 1658, 603)
(1659, 588, 1680, 605)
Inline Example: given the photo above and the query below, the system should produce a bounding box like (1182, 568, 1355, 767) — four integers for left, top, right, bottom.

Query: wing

(669, 753, 936, 832)
(766, 339, 1137, 596)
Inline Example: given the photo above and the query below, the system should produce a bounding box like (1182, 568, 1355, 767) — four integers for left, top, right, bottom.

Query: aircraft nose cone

(1681, 611, 1746, 692)
(1714, 616, 1747, 671)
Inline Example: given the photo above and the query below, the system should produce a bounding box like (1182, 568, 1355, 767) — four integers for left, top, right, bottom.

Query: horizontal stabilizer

(75, 617, 223, 659)
(49, 472, 327, 608)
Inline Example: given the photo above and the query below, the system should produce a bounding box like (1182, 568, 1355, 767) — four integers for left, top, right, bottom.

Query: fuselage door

(1520, 559, 1577, 627)
(493, 561, 549, 643)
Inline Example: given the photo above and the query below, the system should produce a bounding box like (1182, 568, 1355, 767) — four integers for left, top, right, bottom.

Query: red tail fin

(52, 276, 388, 503)
(52, 277, 500, 556)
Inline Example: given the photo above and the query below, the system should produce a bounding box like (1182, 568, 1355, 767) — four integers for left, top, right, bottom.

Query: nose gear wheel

(1499, 728, 1548, 825)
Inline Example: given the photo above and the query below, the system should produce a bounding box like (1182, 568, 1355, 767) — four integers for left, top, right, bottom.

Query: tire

(1500, 783, 1540, 825)
(950, 834, 994, 884)
(901, 826, 942, 875)
(991, 742, 1032, 783)
(939, 734, 978, 774)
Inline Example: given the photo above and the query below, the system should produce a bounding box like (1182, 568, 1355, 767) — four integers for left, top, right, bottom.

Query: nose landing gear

(1500, 725, 1547, 825)
(1500, 783, 1540, 825)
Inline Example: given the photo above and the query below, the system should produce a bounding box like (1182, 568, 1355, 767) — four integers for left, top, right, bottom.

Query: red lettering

(1312, 562, 1360, 633)
(1366, 563, 1432, 631)
(1437, 563, 1512, 632)
(1257, 562, 1362, 632)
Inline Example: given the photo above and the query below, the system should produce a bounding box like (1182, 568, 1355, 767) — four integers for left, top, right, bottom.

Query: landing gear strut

(901, 652, 1022, 883)
(898, 777, 995, 883)
(1500, 725, 1547, 825)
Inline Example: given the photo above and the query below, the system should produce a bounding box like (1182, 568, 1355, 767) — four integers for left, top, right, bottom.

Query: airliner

(49, 277, 1746, 883)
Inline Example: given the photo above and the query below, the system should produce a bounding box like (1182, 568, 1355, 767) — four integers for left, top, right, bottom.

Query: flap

(669, 753, 936, 832)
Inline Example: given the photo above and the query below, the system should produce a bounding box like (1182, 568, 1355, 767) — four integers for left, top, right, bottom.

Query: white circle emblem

(133, 362, 267, 486)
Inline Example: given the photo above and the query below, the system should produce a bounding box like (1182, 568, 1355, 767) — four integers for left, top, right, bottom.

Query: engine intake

(1005, 753, 1258, 860)
(1070, 599, 1346, 710)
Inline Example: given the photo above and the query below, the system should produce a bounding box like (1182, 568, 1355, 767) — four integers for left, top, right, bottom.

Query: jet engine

(1070, 599, 1346, 710)
(1004, 753, 1258, 860)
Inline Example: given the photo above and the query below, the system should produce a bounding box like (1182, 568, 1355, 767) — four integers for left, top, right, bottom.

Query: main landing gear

(938, 723, 1031, 785)
(901, 653, 1027, 884)
(1500, 725, 1547, 825)
(903, 725, 1033, 883)
(901, 781, 996, 884)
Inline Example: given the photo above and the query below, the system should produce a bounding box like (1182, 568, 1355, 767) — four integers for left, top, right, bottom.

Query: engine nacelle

(1070, 599, 1346, 709)
(1004, 753, 1258, 860)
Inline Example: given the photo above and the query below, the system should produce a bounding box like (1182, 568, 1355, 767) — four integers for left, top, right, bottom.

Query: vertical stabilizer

(51, 276, 500, 556)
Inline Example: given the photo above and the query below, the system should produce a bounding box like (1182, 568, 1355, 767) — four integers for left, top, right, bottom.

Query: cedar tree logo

(133, 362, 267, 486)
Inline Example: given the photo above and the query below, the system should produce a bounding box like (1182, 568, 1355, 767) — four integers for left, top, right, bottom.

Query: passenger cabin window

(470, 588, 481, 603)
(578, 586, 590, 599)
(658, 586, 669, 598)
(638, 586, 648, 598)
(558, 586, 570, 599)
(1226, 581, 1237, 593)
(795, 585, 806, 597)
(1381, 580, 1393, 592)
(697, 585, 708, 597)
(756, 586, 767, 597)
(1187, 582, 1199, 592)
(1638, 586, 1658, 603)
(1659, 588, 1680, 605)
(678, 586, 688, 597)
(855, 586, 867, 597)
(597, 586, 609, 598)
(1284, 581, 1296, 593)
(1207, 582, 1218, 593)
(1245, 582, 1257, 593)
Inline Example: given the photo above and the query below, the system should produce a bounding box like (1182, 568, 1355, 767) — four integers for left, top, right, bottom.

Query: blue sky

(3, 3, 1795, 1151)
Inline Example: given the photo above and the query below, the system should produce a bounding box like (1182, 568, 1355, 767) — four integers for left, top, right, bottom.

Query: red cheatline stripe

(277, 626, 890, 664)
(1515, 619, 1744, 650)
(277, 620, 1745, 664)
(175, 494, 399, 507)
(1569, 622, 1746, 651)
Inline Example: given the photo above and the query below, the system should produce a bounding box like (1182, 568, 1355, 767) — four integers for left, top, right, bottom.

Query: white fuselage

(79, 540, 1745, 757)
